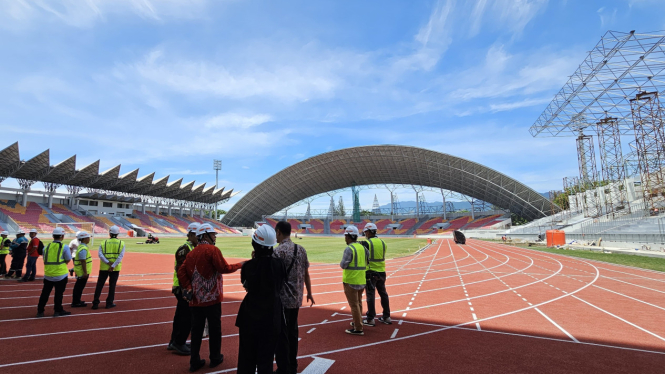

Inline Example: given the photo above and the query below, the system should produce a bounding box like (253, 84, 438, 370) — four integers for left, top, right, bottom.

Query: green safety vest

(367, 237, 387, 272)
(43, 242, 68, 278)
(100, 238, 124, 271)
(73, 243, 92, 277)
(173, 241, 194, 287)
(0, 237, 9, 255)
(343, 242, 367, 286)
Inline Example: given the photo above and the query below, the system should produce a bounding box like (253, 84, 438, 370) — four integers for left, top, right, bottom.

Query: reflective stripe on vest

(342, 242, 367, 286)
(100, 238, 124, 271)
(367, 237, 386, 272)
(173, 242, 194, 287)
(0, 238, 8, 255)
(44, 242, 68, 278)
(73, 243, 92, 276)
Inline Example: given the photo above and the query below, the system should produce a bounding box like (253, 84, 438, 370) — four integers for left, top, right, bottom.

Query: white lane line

(471, 313, 477, 320)
(321, 320, 328, 324)
(469, 307, 474, 311)
(300, 357, 335, 374)
(340, 307, 346, 310)
(331, 313, 338, 317)
(593, 285, 665, 311)
(0, 321, 171, 341)
(402, 313, 407, 317)
(390, 329, 399, 339)
(307, 328, 316, 334)
(534, 307, 579, 343)
(398, 320, 403, 325)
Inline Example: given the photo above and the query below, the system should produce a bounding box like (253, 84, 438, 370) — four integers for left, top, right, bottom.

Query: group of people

(0, 228, 42, 281)
(171, 221, 314, 373)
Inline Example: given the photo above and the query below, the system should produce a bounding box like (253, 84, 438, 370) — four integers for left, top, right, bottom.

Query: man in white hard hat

(236, 224, 287, 374)
(7, 229, 29, 279)
(92, 225, 125, 310)
(19, 228, 42, 282)
(71, 231, 92, 307)
(167, 221, 200, 356)
(68, 231, 81, 277)
(37, 227, 72, 317)
(0, 231, 10, 276)
(340, 225, 369, 336)
(178, 223, 243, 372)
(360, 222, 391, 326)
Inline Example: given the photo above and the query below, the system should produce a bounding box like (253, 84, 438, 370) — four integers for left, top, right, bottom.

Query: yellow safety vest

(43, 242, 68, 278)
(173, 241, 194, 287)
(0, 237, 9, 255)
(100, 238, 124, 271)
(367, 237, 387, 272)
(342, 242, 367, 286)
(73, 243, 92, 277)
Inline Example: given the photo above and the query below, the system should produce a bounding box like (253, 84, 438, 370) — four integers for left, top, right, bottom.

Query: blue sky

(1, 0, 664, 213)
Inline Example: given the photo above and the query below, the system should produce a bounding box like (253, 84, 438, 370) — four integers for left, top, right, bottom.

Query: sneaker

(28, 278, 35, 281)
(345, 329, 364, 336)
(167, 342, 175, 351)
(172, 343, 191, 356)
(189, 359, 206, 372)
(69, 269, 74, 276)
(71, 302, 87, 308)
(91, 304, 99, 310)
(105, 303, 116, 309)
(53, 310, 71, 317)
(36, 312, 44, 318)
(362, 319, 376, 326)
(209, 355, 224, 368)
(17, 278, 28, 283)
(378, 317, 393, 325)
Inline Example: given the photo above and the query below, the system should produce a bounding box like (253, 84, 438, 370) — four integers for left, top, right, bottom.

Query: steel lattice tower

(577, 134, 602, 217)
(596, 117, 630, 216)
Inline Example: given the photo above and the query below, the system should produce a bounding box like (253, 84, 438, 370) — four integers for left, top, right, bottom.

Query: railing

(574, 208, 650, 235)
(0, 210, 20, 233)
(565, 232, 665, 245)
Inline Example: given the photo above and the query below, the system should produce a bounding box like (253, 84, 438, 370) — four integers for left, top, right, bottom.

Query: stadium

(3, 4, 665, 374)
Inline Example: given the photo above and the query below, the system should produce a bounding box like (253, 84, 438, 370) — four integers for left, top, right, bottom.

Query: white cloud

(204, 113, 273, 130)
(469, 0, 549, 36)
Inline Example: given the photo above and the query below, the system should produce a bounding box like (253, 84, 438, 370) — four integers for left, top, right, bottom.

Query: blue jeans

(23, 256, 38, 280)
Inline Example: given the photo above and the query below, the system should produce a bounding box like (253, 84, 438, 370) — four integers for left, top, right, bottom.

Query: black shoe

(53, 310, 71, 317)
(345, 329, 364, 336)
(71, 302, 87, 308)
(69, 269, 74, 276)
(36, 312, 44, 318)
(105, 303, 116, 309)
(17, 278, 27, 282)
(378, 317, 393, 325)
(362, 319, 376, 326)
(91, 304, 99, 310)
(186, 343, 191, 348)
(28, 278, 35, 281)
(189, 359, 206, 372)
(172, 344, 191, 356)
(209, 355, 224, 368)
(167, 342, 175, 351)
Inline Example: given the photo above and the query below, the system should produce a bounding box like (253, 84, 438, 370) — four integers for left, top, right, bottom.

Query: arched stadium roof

(222, 145, 555, 227)
(0, 143, 235, 204)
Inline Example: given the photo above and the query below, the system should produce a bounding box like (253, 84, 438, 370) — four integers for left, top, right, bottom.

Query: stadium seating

(265, 218, 279, 229)
(330, 219, 346, 234)
(416, 217, 444, 234)
(464, 215, 503, 229)
(437, 216, 472, 233)
(51, 204, 108, 234)
(375, 219, 393, 234)
(308, 219, 324, 234)
(288, 219, 305, 234)
(0, 200, 54, 233)
(349, 219, 371, 232)
(393, 218, 417, 235)
(153, 212, 190, 233)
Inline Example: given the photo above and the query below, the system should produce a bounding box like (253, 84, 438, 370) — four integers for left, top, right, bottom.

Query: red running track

(1, 239, 665, 373)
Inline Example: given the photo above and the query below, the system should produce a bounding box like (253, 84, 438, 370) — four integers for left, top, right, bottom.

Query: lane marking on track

(307, 328, 316, 334)
(300, 357, 335, 374)
(593, 285, 665, 311)
(449, 240, 480, 330)
(534, 307, 579, 342)
(391, 329, 399, 339)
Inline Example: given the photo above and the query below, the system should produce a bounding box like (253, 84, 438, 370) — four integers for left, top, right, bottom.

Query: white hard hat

(1, 231, 8, 236)
(187, 222, 201, 234)
(197, 223, 217, 236)
(29, 228, 38, 234)
(252, 224, 277, 247)
(17, 229, 25, 235)
(344, 225, 359, 236)
(76, 231, 91, 240)
(109, 226, 120, 235)
(363, 222, 378, 232)
(52, 227, 66, 236)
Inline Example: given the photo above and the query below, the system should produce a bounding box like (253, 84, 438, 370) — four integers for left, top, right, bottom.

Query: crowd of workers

(0, 218, 392, 373)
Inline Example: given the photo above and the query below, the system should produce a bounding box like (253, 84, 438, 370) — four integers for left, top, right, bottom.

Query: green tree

(336, 196, 346, 216)
(511, 212, 528, 226)
(553, 193, 569, 210)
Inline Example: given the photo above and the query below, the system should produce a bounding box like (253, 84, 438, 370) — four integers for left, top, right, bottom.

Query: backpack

(37, 240, 45, 256)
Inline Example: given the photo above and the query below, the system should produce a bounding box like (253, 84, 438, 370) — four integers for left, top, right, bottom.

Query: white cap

(345, 225, 359, 236)
(187, 222, 201, 234)
(52, 227, 66, 236)
(197, 223, 217, 236)
(29, 228, 38, 234)
(363, 222, 378, 232)
(16, 229, 25, 235)
(1, 231, 8, 236)
(109, 226, 121, 235)
(76, 231, 91, 240)
(252, 224, 277, 247)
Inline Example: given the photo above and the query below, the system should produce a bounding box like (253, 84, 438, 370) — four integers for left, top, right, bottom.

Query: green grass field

(481, 239, 665, 273)
(124, 236, 430, 264)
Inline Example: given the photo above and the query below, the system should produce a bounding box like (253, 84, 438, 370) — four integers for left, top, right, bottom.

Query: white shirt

(69, 238, 79, 256)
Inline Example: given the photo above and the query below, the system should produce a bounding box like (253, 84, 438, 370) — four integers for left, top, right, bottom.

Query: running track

(1, 239, 665, 373)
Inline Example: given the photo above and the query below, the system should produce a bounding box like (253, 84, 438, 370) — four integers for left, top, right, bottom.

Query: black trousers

(93, 271, 120, 305)
(38, 277, 68, 313)
(190, 303, 222, 365)
(275, 308, 299, 374)
(72, 276, 89, 304)
(366, 271, 391, 320)
(170, 291, 192, 346)
(237, 328, 279, 374)
(0, 254, 7, 275)
(8, 250, 25, 278)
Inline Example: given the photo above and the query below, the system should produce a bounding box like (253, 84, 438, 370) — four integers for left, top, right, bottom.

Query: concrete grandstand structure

(0, 143, 241, 236)
(223, 145, 554, 227)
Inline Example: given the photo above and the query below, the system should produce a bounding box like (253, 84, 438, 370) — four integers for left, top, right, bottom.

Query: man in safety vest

(340, 225, 369, 336)
(71, 231, 93, 307)
(37, 227, 72, 318)
(167, 221, 200, 356)
(361, 222, 392, 326)
(0, 231, 10, 276)
(92, 226, 125, 310)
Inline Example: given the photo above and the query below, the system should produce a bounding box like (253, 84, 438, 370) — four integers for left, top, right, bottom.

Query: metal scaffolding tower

(596, 117, 630, 216)
(630, 91, 665, 211)
(351, 184, 361, 222)
(576, 133, 602, 217)
(372, 194, 381, 214)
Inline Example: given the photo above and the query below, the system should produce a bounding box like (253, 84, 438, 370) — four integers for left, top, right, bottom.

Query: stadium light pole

(213, 159, 222, 220)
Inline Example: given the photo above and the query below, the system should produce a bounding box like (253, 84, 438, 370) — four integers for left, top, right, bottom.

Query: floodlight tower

(213, 159, 222, 220)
